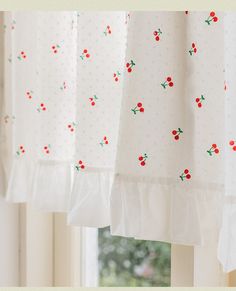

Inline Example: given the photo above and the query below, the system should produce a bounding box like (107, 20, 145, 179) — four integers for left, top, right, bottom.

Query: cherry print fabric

(1, 11, 236, 272)
(2, 11, 127, 222)
(111, 11, 224, 247)
(3, 12, 78, 211)
(68, 12, 127, 227)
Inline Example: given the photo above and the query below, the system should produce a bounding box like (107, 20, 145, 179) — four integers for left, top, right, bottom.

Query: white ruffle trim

(6, 158, 72, 212)
(68, 168, 114, 227)
(5, 158, 113, 225)
(218, 200, 236, 272)
(5, 157, 236, 273)
(110, 174, 224, 246)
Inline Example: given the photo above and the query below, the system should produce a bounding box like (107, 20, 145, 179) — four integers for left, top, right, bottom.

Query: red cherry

(214, 149, 219, 154)
(79, 160, 83, 164)
(192, 43, 195, 48)
(71, 128, 74, 132)
(198, 103, 202, 108)
(212, 144, 217, 149)
(186, 174, 191, 179)
(229, 140, 235, 146)
(172, 130, 177, 135)
(233, 146, 236, 151)
(140, 107, 144, 112)
(107, 25, 110, 29)
(196, 98, 200, 103)
(153, 31, 158, 36)
(27, 92, 30, 95)
(210, 11, 215, 17)
(113, 73, 116, 77)
(155, 36, 160, 41)
(184, 169, 189, 174)
(128, 67, 132, 73)
(29, 95, 32, 99)
(105, 141, 108, 144)
(213, 17, 218, 22)
(54, 50, 57, 53)
(108, 30, 111, 34)
(137, 102, 142, 107)
(43, 107, 46, 111)
(104, 136, 107, 140)
(44, 146, 48, 150)
(20, 146, 23, 149)
(46, 150, 50, 154)
(91, 101, 95, 106)
(126, 63, 130, 67)
(68, 124, 71, 128)
(81, 165, 85, 169)
(167, 77, 172, 82)
(86, 54, 90, 58)
(52, 46, 55, 49)
(194, 48, 197, 53)
(169, 82, 174, 87)
(23, 55, 26, 58)
(174, 135, 179, 140)
(83, 49, 88, 53)
(141, 161, 145, 166)
(21, 51, 24, 55)
(22, 150, 25, 153)
(41, 103, 44, 107)
(139, 156, 143, 161)
(115, 77, 118, 82)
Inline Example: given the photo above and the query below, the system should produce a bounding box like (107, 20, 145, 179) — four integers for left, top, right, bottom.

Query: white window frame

(0, 199, 235, 287)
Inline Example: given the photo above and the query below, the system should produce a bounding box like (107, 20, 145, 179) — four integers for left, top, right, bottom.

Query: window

(98, 227, 171, 287)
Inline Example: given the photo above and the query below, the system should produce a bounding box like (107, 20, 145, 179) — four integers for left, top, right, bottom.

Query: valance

(1, 11, 236, 273)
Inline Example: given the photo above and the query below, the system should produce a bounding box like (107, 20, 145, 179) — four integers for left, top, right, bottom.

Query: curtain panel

(0, 11, 236, 272)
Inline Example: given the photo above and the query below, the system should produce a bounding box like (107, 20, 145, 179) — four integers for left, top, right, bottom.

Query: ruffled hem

(67, 168, 114, 227)
(6, 157, 72, 212)
(5, 157, 236, 272)
(6, 157, 36, 202)
(110, 174, 224, 246)
(218, 202, 236, 272)
(5, 158, 114, 222)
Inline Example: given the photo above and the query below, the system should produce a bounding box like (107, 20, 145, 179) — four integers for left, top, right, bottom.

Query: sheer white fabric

(1, 11, 236, 272)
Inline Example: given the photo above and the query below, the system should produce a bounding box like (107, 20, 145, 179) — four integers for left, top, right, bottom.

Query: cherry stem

(161, 81, 168, 88)
(178, 128, 183, 134)
(130, 60, 135, 67)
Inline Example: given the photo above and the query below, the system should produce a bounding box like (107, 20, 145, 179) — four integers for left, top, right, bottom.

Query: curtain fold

(1, 10, 236, 272)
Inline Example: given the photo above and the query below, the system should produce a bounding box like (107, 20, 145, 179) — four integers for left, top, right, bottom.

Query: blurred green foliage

(98, 227, 171, 287)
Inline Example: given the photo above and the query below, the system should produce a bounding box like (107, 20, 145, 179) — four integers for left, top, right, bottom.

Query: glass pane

(98, 227, 171, 287)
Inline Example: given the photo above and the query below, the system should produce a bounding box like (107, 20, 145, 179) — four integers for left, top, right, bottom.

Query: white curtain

(1, 11, 236, 272)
